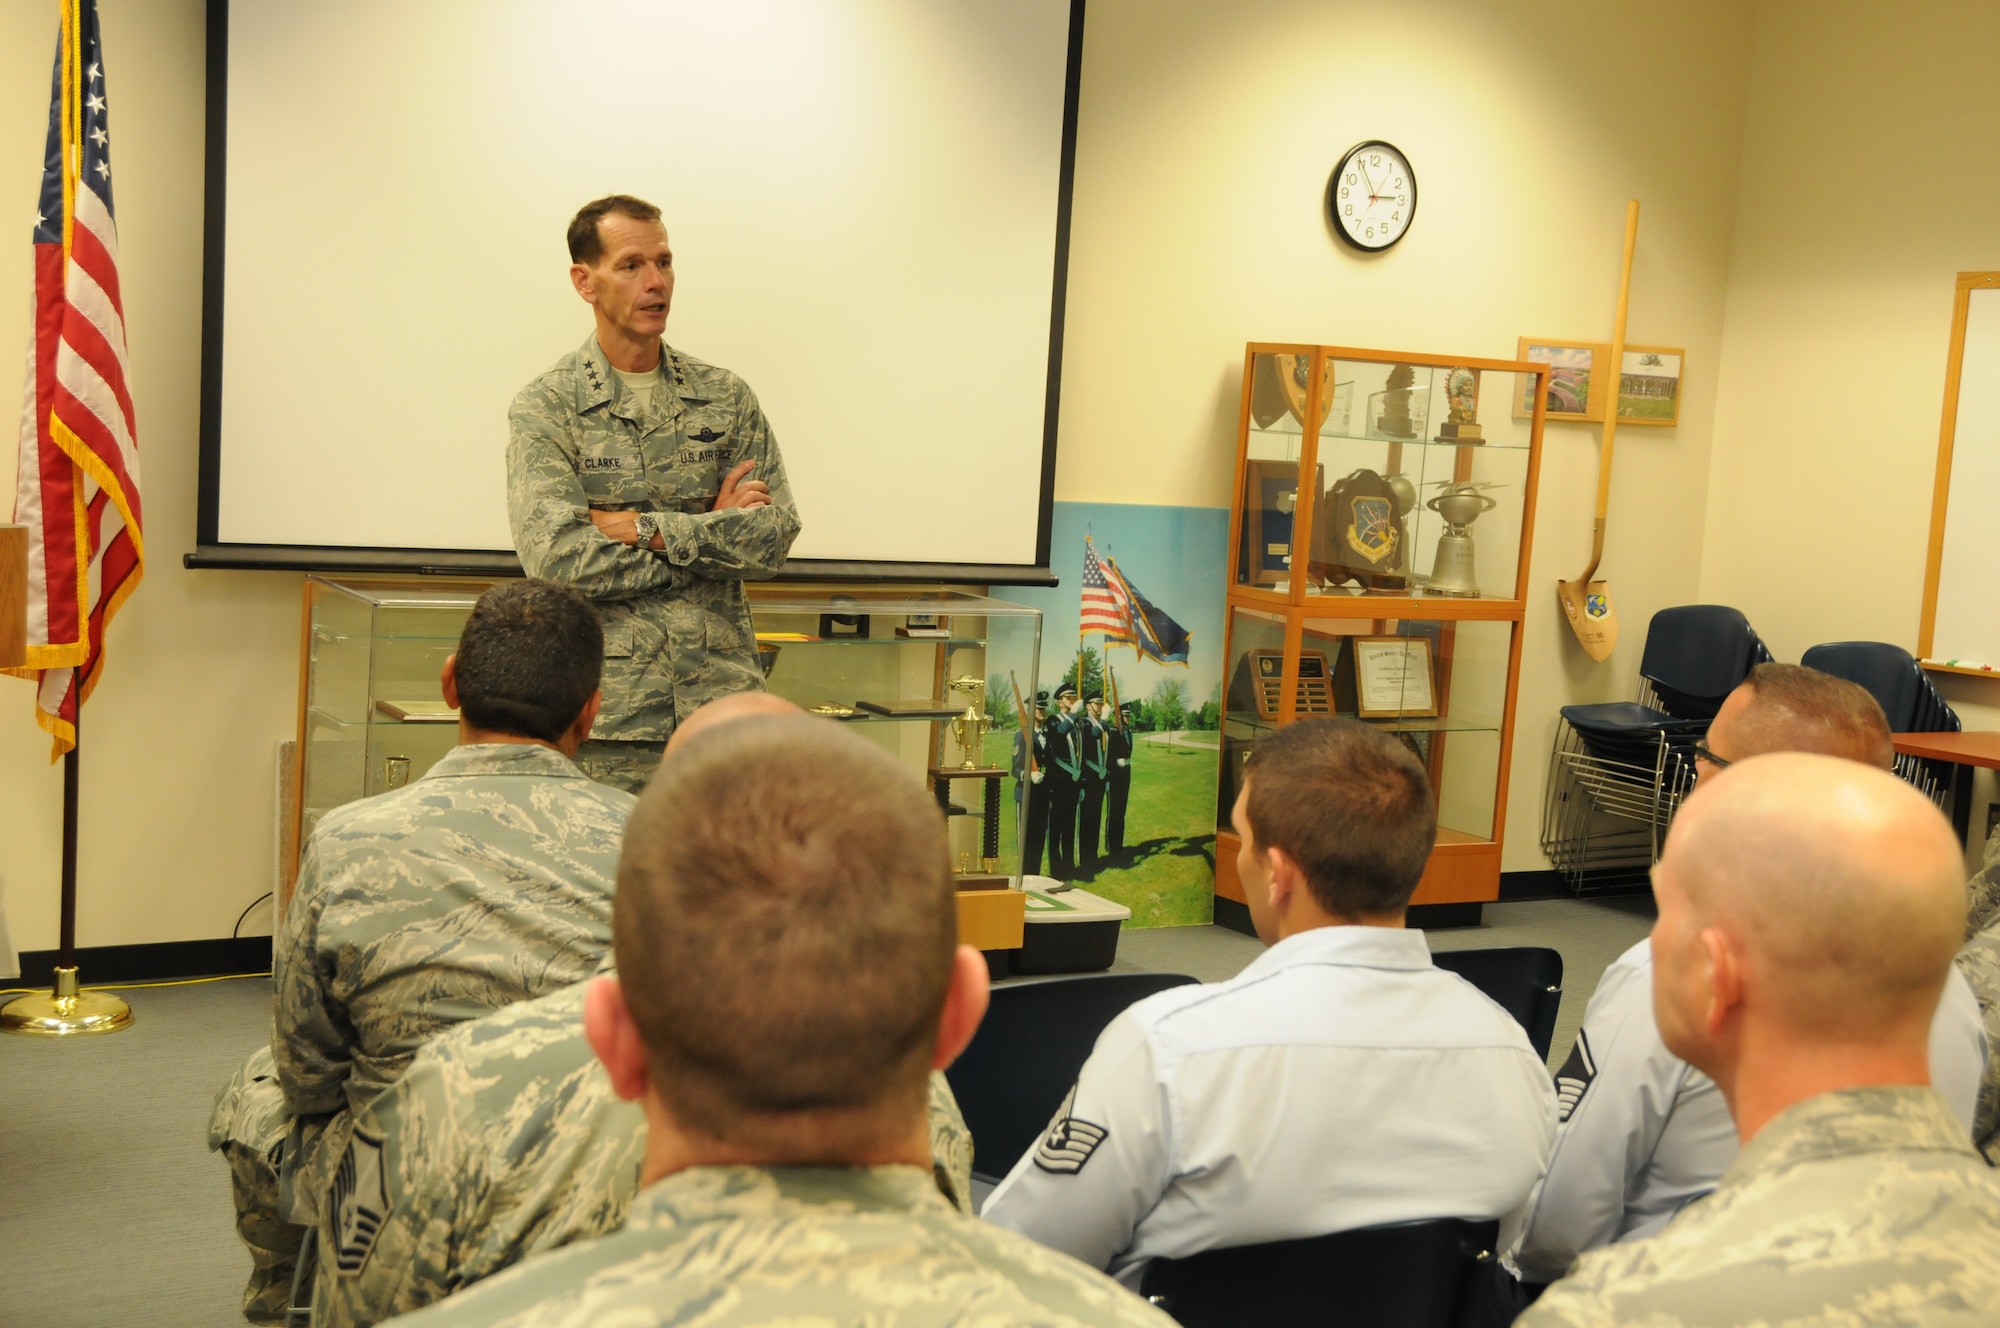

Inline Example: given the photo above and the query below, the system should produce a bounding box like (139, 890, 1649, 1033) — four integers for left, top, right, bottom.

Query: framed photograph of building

(1616, 345, 1684, 426)
(1514, 338, 1608, 423)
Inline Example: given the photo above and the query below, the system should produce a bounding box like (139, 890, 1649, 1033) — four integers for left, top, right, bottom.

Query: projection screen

(192, 0, 1079, 578)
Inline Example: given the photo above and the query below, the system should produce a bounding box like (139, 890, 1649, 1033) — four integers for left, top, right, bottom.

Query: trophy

(1423, 482, 1501, 598)
(1435, 366, 1484, 443)
(384, 755, 412, 789)
(947, 676, 991, 770)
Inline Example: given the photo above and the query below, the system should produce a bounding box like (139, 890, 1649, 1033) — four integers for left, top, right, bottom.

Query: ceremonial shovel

(1558, 200, 1639, 661)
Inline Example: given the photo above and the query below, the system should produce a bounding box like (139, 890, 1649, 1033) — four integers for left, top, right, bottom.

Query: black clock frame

(1327, 139, 1417, 253)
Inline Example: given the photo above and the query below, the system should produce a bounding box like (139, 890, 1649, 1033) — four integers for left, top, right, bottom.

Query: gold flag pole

(1, 3, 131, 1037)
(2, 707, 133, 1036)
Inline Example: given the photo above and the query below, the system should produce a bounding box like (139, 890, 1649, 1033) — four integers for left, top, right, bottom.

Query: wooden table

(1892, 731, 2000, 843)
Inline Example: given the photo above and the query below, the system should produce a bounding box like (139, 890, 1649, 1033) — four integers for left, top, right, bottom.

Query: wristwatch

(630, 511, 660, 550)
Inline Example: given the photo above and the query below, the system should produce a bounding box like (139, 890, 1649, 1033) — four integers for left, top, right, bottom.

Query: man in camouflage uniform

(1523, 754, 2000, 1326)
(508, 194, 801, 795)
(1955, 825, 2000, 1160)
(208, 581, 633, 1321)
(389, 715, 1175, 1327)
(314, 976, 975, 1328)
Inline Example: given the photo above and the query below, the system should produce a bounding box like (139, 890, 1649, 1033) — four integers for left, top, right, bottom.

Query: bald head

(665, 690, 801, 757)
(1704, 663, 1893, 772)
(1653, 753, 1964, 1073)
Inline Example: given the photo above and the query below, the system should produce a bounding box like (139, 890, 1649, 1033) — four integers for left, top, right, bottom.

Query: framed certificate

(1352, 636, 1438, 719)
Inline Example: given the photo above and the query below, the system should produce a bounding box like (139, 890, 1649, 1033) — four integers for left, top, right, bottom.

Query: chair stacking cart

(1541, 605, 1774, 894)
(1801, 640, 1961, 809)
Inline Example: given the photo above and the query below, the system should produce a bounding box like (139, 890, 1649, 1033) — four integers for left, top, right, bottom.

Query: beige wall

(1702, 0, 2000, 866)
(11, 0, 1996, 951)
(1054, 0, 1755, 869)
(1, 0, 302, 951)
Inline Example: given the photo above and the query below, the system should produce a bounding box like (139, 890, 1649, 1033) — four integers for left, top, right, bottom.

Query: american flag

(1079, 537, 1134, 643)
(8, 0, 142, 758)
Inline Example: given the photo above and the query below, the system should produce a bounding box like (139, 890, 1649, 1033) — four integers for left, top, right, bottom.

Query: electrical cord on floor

(0, 971, 272, 997)
(233, 891, 274, 938)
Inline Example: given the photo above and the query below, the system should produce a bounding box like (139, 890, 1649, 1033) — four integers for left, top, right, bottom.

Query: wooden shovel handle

(1577, 201, 1639, 586)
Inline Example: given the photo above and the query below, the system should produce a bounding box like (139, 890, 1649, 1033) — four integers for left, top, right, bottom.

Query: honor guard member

(314, 694, 975, 1327)
(387, 716, 1178, 1328)
(1044, 683, 1083, 878)
(1105, 700, 1138, 855)
(983, 718, 1555, 1289)
(1509, 663, 1988, 1289)
(1077, 692, 1111, 873)
(1956, 831, 2000, 1161)
(1522, 756, 2000, 1327)
(1014, 690, 1054, 877)
(508, 194, 802, 795)
(208, 581, 633, 1321)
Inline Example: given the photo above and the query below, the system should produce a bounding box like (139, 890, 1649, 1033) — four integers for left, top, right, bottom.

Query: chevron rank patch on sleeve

(331, 1127, 390, 1274)
(1554, 1031, 1597, 1122)
(1033, 1085, 1110, 1175)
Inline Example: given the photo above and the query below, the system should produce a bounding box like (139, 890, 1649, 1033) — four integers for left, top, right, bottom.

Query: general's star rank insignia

(1033, 1084, 1109, 1174)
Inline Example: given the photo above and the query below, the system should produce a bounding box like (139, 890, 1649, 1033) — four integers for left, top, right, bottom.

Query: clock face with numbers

(1329, 141, 1416, 252)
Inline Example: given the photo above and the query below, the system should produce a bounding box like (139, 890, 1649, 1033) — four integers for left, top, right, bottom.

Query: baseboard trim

(11, 937, 273, 987)
(1499, 870, 1569, 902)
(1407, 902, 1483, 930)
(1212, 896, 1256, 938)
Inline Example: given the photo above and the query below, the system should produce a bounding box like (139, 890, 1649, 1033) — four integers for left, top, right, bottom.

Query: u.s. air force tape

(1033, 1084, 1110, 1174)
(331, 1127, 390, 1275)
(1553, 1030, 1597, 1123)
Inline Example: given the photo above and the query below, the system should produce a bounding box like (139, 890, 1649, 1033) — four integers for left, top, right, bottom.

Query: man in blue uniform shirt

(984, 717, 1555, 1287)
(1508, 663, 1988, 1289)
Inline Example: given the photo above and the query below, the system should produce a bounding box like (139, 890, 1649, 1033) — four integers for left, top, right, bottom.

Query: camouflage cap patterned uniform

(1955, 828, 2000, 1161)
(211, 743, 633, 1252)
(507, 335, 802, 752)
(379, 1164, 1178, 1328)
(315, 977, 974, 1328)
(1521, 1086, 2000, 1326)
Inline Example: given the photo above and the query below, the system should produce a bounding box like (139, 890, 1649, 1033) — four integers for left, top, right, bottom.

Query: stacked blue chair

(1801, 641, 1960, 808)
(1542, 606, 1774, 894)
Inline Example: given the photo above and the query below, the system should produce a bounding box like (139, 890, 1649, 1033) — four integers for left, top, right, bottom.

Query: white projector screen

(196, 0, 1077, 576)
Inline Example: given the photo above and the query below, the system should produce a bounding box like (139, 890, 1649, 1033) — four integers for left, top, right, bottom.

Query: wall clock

(1328, 140, 1416, 252)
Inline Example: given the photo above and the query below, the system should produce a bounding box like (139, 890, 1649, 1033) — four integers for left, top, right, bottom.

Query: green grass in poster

(984, 730, 1217, 928)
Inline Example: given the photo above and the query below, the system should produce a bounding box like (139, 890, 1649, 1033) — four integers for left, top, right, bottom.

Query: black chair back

(1430, 946, 1564, 1062)
(946, 971, 1199, 1181)
(1638, 605, 1774, 722)
(1801, 641, 1960, 734)
(1138, 1218, 1501, 1328)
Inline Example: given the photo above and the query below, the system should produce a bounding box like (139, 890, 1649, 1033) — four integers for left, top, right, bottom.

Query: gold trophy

(1435, 366, 1484, 443)
(947, 676, 991, 770)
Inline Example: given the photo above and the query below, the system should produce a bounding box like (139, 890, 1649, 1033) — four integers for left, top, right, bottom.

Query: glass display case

(1219, 345, 1548, 926)
(290, 579, 1042, 947)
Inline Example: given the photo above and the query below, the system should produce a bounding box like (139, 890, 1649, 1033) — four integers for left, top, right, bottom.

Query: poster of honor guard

(998, 503, 1227, 927)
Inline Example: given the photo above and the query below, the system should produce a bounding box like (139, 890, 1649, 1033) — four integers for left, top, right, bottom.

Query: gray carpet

(0, 975, 273, 1328)
(0, 898, 1655, 1328)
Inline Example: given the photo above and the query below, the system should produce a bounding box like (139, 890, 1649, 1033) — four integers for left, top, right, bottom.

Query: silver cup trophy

(1423, 483, 1500, 598)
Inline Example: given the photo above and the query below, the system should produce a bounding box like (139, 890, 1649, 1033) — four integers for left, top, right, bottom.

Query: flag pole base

(0, 966, 133, 1037)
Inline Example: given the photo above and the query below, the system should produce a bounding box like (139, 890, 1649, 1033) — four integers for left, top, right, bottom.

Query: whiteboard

(1925, 280, 2000, 665)
(198, 0, 1075, 572)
